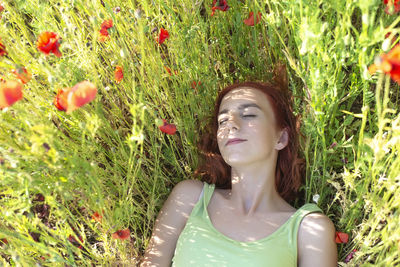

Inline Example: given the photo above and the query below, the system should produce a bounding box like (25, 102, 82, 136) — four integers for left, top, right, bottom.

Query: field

(0, 0, 399, 266)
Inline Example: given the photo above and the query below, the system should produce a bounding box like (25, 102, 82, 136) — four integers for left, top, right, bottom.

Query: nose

(225, 115, 240, 131)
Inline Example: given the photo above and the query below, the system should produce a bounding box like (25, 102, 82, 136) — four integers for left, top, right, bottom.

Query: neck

(229, 160, 288, 216)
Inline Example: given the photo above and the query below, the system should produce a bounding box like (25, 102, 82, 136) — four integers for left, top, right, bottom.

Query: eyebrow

(218, 103, 262, 116)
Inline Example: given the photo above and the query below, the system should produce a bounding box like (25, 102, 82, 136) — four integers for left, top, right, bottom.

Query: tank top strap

(188, 182, 216, 218)
(287, 203, 323, 248)
(202, 183, 216, 207)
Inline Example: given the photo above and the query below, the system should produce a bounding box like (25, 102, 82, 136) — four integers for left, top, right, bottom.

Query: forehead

(219, 87, 271, 111)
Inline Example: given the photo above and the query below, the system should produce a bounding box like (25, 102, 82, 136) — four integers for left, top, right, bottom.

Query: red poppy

(66, 81, 97, 113)
(159, 119, 177, 135)
(211, 0, 229, 16)
(12, 66, 32, 84)
(0, 39, 7, 56)
(158, 28, 169, 45)
(0, 4, 4, 17)
(111, 229, 130, 240)
(384, 0, 400, 14)
(115, 65, 123, 83)
(99, 19, 113, 42)
(243, 11, 262, 26)
(37, 32, 62, 57)
(191, 81, 201, 93)
(335, 231, 349, 243)
(369, 44, 400, 84)
(53, 81, 97, 113)
(164, 66, 178, 76)
(54, 87, 68, 111)
(68, 234, 83, 249)
(0, 80, 23, 110)
(91, 211, 103, 222)
(191, 81, 201, 89)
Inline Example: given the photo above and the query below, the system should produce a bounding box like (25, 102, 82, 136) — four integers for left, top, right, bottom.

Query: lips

(226, 138, 247, 146)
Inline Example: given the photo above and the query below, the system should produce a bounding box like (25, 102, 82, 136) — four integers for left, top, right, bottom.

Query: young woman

(141, 78, 338, 266)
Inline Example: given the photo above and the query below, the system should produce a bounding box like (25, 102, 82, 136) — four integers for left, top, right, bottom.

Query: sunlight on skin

(300, 214, 333, 253)
(209, 207, 295, 242)
(142, 188, 201, 265)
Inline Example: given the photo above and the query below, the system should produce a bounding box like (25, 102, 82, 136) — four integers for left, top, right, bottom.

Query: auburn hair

(194, 72, 304, 202)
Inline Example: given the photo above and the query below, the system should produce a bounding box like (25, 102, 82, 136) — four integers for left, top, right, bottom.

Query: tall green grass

(0, 0, 399, 265)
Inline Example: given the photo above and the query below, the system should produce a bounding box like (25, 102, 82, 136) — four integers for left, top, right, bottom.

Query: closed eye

(218, 119, 227, 125)
(218, 115, 256, 125)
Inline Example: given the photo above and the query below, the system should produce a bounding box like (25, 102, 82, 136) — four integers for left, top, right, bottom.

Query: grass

(0, 0, 399, 266)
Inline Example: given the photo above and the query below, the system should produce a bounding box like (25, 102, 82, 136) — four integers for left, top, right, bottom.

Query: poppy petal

(335, 231, 349, 243)
(66, 81, 97, 113)
(12, 67, 32, 84)
(159, 119, 177, 135)
(0, 80, 23, 109)
(54, 88, 69, 111)
(373, 44, 400, 84)
(111, 229, 130, 240)
(37, 32, 62, 57)
(211, 0, 229, 16)
(91, 211, 103, 222)
(244, 11, 262, 26)
(115, 66, 123, 83)
(158, 28, 169, 45)
(0, 39, 6, 56)
(101, 19, 113, 29)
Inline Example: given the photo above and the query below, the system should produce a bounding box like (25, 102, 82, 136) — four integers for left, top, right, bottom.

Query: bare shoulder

(163, 179, 204, 215)
(169, 179, 204, 203)
(298, 212, 337, 267)
(140, 180, 204, 266)
(172, 179, 203, 194)
(299, 212, 336, 233)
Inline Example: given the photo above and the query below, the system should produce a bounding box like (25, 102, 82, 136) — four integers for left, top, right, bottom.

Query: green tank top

(171, 183, 323, 267)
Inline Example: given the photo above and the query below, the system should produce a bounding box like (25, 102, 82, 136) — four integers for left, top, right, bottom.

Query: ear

(275, 128, 289, 150)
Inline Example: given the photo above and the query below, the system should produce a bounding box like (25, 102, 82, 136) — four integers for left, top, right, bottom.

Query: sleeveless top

(171, 183, 323, 267)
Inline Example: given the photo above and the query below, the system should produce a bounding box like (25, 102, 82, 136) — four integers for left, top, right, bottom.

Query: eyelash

(218, 114, 256, 125)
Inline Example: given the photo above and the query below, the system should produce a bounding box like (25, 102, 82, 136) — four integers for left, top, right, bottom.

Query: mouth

(226, 138, 247, 146)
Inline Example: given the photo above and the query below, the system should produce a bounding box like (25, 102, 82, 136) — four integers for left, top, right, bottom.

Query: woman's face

(217, 87, 285, 167)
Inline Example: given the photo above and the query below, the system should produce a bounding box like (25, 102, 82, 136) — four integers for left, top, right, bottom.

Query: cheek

(217, 126, 227, 139)
(216, 129, 225, 147)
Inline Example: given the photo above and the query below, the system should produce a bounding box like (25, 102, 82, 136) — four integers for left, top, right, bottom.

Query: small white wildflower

(104, 86, 110, 91)
(134, 9, 142, 19)
(312, 194, 320, 204)
(378, 175, 388, 182)
(382, 38, 391, 52)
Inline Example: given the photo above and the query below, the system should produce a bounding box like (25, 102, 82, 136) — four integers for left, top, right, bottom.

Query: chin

(224, 156, 251, 166)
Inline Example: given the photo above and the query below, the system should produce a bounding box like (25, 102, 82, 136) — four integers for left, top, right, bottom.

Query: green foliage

(0, 0, 399, 265)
